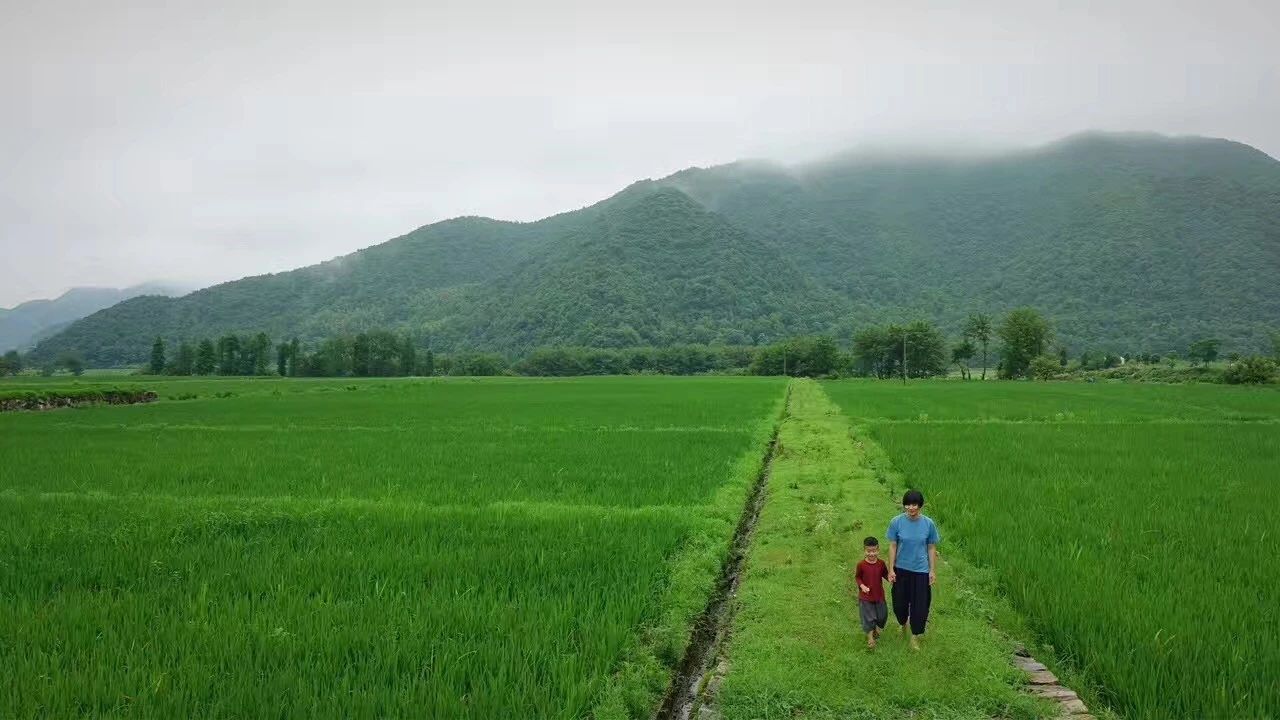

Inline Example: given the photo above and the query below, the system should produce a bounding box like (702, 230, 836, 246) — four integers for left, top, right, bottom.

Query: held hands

(887, 570, 896, 584)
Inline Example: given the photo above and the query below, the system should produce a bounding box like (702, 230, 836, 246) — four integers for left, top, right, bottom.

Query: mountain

(0, 283, 187, 354)
(29, 132, 1280, 366)
(664, 132, 1280, 354)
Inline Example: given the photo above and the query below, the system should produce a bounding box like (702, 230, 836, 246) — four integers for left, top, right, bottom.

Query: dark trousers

(891, 567, 932, 635)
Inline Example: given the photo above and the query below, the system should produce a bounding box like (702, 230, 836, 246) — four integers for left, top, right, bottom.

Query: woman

(886, 489, 939, 650)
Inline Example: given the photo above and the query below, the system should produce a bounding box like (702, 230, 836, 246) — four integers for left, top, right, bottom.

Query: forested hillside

(0, 283, 183, 353)
(30, 132, 1280, 366)
(665, 132, 1280, 351)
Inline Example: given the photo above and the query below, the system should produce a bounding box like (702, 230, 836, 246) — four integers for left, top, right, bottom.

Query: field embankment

(0, 387, 156, 412)
(707, 379, 1055, 719)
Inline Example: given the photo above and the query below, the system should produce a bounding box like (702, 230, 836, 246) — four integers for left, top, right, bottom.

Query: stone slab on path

(1015, 650, 1095, 717)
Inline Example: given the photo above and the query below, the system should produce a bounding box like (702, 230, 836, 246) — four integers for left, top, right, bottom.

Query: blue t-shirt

(886, 513, 939, 573)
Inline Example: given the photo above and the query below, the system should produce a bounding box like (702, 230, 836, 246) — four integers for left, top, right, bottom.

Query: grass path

(707, 379, 1058, 719)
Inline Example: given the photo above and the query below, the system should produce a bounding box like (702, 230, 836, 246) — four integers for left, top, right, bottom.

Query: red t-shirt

(855, 559, 890, 602)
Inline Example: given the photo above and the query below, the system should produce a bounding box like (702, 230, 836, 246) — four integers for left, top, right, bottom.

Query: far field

(1, 376, 784, 717)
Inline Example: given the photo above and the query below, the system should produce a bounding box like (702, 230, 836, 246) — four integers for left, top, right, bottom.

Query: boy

(854, 536, 891, 648)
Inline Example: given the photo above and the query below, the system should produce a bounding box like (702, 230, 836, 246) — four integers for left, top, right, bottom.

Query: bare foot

(867, 636, 876, 649)
(872, 628, 881, 638)
(909, 635, 921, 651)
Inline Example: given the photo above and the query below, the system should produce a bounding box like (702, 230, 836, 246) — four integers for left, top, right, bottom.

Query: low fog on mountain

(2, 0, 1277, 308)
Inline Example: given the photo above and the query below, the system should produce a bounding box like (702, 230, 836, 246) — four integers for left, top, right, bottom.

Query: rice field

(0, 376, 785, 718)
(823, 379, 1280, 719)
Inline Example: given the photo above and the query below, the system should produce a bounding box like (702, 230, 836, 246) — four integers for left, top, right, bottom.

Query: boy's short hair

(902, 489, 925, 507)
(863, 536, 879, 547)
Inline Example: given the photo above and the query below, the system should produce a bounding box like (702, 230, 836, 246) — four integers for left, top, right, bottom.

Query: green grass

(0, 376, 786, 718)
(715, 380, 1052, 719)
(825, 379, 1280, 719)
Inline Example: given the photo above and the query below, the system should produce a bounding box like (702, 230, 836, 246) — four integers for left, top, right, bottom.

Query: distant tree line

(8, 312, 1277, 385)
(0, 348, 82, 377)
(148, 331, 426, 378)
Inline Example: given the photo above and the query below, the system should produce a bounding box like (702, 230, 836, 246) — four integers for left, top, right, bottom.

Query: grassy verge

(716, 379, 1054, 719)
(592, 388, 787, 719)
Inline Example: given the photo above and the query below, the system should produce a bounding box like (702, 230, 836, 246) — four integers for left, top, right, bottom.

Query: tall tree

(997, 308, 1052, 379)
(852, 326, 896, 378)
(749, 336, 840, 377)
(277, 342, 290, 377)
(400, 336, 417, 377)
(195, 339, 217, 375)
(1, 350, 21, 376)
(422, 349, 435, 377)
(216, 335, 240, 375)
(58, 352, 85, 376)
(903, 320, 948, 379)
(362, 330, 401, 376)
(851, 322, 947, 380)
(249, 332, 272, 375)
(149, 336, 166, 375)
(1187, 338, 1221, 366)
(951, 339, 976, 379)
(172, 341, 195, 376)
(288, 338, 301, 377)
(352, 333, 371, 377)
(963, 313, 993, 380)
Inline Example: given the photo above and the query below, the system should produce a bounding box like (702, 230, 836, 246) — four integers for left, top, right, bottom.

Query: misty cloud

(2, 0, 1277, 306)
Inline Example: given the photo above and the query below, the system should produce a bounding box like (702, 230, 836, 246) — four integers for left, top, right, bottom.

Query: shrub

(1223, 356, 1278, 385)
(1029, 354, 1061, 380)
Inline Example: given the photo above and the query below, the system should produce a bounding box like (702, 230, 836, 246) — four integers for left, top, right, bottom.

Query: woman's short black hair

(863, 536, 879, 547)
(902, 489, 925, 507)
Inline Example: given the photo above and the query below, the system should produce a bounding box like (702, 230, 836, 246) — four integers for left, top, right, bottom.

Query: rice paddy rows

(1, 376, 786, 718)
(823, 379, 1280, 719)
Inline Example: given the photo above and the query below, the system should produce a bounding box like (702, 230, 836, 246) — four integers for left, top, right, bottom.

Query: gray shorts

(859, 599, 888, 632)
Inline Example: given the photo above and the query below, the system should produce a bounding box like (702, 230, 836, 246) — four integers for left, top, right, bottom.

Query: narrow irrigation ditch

(653, 385, 790, 720)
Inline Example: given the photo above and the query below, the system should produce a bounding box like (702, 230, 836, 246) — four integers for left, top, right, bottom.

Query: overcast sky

(2, 0, 1277, 307)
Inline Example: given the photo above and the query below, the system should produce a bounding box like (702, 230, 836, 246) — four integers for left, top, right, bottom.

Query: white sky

(2, 0, 1277, 307)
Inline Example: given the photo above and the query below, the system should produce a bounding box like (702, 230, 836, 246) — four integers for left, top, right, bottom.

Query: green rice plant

(0, 376, 787, 718)
(0, 495, 697, 717)
(866, 421, 1279, 719)
(0, 377, 783, 506)
(821, 378, 1280, 423)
